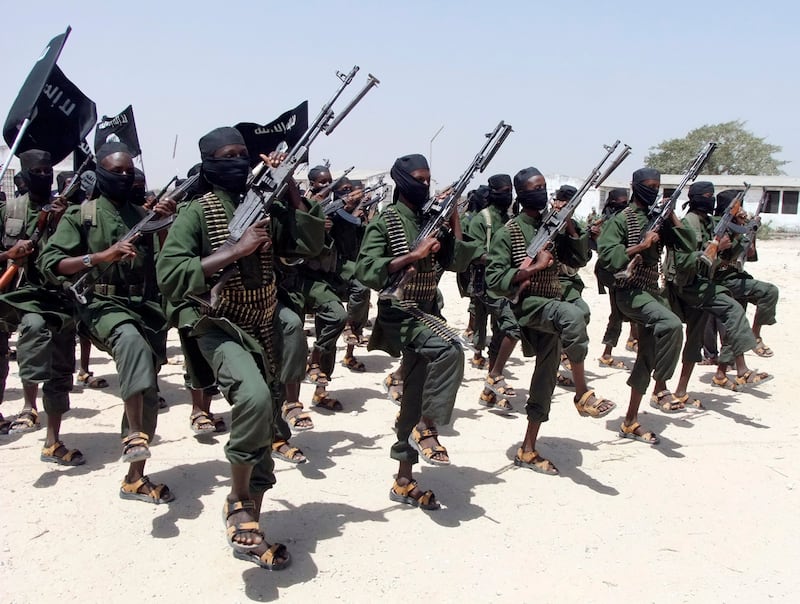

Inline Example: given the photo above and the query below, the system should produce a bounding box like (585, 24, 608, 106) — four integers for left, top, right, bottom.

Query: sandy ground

(1, 239, 799, 603)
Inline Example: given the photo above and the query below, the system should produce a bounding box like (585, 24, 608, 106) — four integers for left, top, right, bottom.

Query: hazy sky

(2, 0, 798, 188)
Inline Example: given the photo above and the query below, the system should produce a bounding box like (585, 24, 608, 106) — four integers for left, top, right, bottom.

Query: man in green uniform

(464, 174, 520, 411)
(486, 167, 615, 476)
(39, 142, 175, 503)
(597, 168, 693, 444)
(157, 127, 324, 570)
(591, 188, 638, 369)
(709, 188, 779, 363)
(460, 185, 490, 366)
(0, 151, 80, 466)
(356, 153, 477, 509)
(664, 181, 771, 400)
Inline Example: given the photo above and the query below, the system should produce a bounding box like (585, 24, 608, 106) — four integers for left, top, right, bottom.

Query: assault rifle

(69, 174, 200, 304)
(355, 177, 387, 211)
(0, 153, 94, 292)
(509, 140, 631, 304)
(314, 165, 355, 202)
(700, 182, 750, 267)
(378, 120, 513, 301)
(614, 141, 717, 281)
(735, 188, 770, 271)
(202, 66, 379, 308)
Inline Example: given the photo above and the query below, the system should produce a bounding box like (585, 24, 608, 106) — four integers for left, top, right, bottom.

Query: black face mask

(516, 188, 548, 210)
(26, 171, 53, 199)
(96, 166, 135, 202)
(688, 194, 714, 214)
(395, 175, 429, 208)
(202, 157, 251, 194)
(129, 187, 147, 206)
(632, 182, 660, 207)
(488, 190, 512, 210)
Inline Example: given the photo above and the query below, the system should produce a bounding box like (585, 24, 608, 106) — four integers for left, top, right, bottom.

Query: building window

(782, 191, 799, 215)
(765, 190, 781, 213)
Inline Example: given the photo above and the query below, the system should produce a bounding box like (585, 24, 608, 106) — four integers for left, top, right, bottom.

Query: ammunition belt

(384, 207, 441, 304)
(199, 193, 277, 373)
(507, 220, 562, 299)
(615, 206, 660, 292)
(398, 300, 469, 350)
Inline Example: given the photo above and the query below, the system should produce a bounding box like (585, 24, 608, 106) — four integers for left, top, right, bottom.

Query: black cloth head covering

(308, 165, 331, 182)
(133, 167, 146, 183)
(19, 149, 51, 171)
(96, 142, 132, 163)
(187, 163, 202, 177)
(688, 181, 714, 196)
(513, 167, 543, 194)
(333, 177, 352, 193)
(607, 188, 629, 203)
(198, 127, 246, 160)
(487, 174, 512, 191)
(632, 168, 660, 184)
(471, 185, 490, 211)
(349, 179, 364, 190)
(555, 184, 577, 201)
(390, 154, 430, 206)
(715, 189, 741, 216)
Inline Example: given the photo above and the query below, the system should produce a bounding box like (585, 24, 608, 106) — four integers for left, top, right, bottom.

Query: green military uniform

(664, 210, 757, 364)
(331, 210, 370, 339)
(556, 222, 591, 324)
(596, 204, 691, 393)
(485, 212, 586, 423)
(464, 205, 521, 359)
(0, 195, 76, 417)
(355, 201, 478, 464)
(38, 195, 167, 437)
(277, 209, 347, 378)
(156, 189, 324, 493)
(713, 235, 778, 364)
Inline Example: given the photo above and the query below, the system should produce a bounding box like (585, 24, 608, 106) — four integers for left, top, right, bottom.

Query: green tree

(645, 120, 788, 175)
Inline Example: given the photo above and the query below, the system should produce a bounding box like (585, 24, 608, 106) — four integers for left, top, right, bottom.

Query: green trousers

(109, 322, 161, 440)
(197, 325, 277, 495)
(615, 289, 683, 394)
(275, 303, 309, 385)
(600, 289, 625, 347)
(346, 278, 370, 334)
(17, 313, 75, 415)
(391, 329, 464, 465)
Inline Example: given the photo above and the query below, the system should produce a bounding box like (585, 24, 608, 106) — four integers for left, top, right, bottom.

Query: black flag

(73, 138, 96, 172)
(235, 101, 308, 167)
(94, 105, 141, 156)
(3, 27, 70, 146)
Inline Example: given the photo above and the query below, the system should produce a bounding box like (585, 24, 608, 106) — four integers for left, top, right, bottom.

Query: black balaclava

(631, 168, 661, 207)
(129, 168, 147, 205)
(715, 189, 741, 217)
(390, 154, 429, 208)
(56, 171, 85, 205)
(487, 174, 513, 211)
(19, 149, 53, 199)
(555, 184, 577, 202)
(471, 185, 490, 212)
(333, 176, 353, 196)
(95, 142, 135, 201)
(604, 188, 629, 217)
(514, 167, 548, 210)
(686, 181, 715, 213)
(199, 127, 250, 194)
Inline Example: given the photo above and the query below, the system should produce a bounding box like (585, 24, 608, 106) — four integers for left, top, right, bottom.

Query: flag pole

(0, 117, 32, 183)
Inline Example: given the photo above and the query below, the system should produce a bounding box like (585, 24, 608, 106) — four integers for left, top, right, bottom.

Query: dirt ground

(1, 239, 798, 603)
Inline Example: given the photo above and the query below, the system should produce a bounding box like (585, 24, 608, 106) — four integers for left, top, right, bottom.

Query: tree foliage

(645, 120, 787, 175)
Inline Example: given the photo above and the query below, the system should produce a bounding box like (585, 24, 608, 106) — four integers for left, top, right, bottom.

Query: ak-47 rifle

(509, 140, 632, 304)
(0, 154, 94, 292)
(69, 174, 200, 304)
(735, 188, 770, 271)
(355, 177, 387, 212)
(200, 66, 379, 308)
(614, 141, 717, 281)
(700, 182, 750, 267)
(378, 120, 513, 301)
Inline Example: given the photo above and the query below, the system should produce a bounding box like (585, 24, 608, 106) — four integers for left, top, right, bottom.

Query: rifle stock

(700, 182, 749, 267)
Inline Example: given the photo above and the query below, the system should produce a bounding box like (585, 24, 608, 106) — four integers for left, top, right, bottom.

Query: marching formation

(0, 47, 779, 572)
